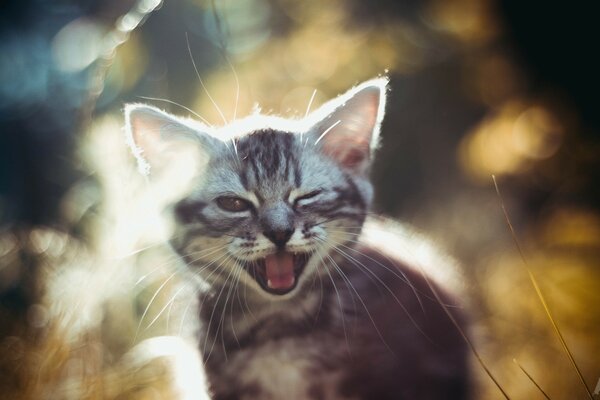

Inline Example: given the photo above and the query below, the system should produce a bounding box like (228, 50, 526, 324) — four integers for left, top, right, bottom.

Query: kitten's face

(171, 129, 370, 297)
(125, 78, 387, 300)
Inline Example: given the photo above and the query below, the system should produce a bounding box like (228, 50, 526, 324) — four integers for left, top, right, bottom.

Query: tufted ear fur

(124, 104, 216, 178)
(305, 78, 388, 175)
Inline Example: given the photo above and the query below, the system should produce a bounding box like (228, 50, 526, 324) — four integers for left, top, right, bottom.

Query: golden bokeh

(459, 100, 565, 182)
(1, 0, 599, 399)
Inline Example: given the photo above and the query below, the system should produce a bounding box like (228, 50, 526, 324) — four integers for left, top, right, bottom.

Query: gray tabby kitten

(125, 78, 469, 400)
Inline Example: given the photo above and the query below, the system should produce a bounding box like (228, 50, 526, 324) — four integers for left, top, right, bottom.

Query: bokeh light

(459, 101, 564, 182)
(1, 0, 599, 399)
(52, 18, 107, 73)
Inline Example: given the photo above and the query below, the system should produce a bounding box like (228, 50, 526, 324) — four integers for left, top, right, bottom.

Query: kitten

(125, 78, 470, 400)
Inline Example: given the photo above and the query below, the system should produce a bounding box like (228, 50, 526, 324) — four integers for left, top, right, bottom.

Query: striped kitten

(125, 78, 470, 399)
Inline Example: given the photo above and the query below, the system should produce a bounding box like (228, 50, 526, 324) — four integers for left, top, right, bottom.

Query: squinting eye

(294, 190, 321, 208)
(216, 196, 252, 212)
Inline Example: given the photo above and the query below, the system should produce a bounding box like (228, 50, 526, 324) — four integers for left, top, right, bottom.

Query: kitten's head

(125, 78, 387, 300)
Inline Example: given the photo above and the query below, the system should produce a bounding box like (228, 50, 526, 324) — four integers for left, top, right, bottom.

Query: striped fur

(125, 78, 470, 399)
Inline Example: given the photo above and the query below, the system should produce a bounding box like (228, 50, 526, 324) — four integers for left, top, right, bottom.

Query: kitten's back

(337, 217, 470, 399)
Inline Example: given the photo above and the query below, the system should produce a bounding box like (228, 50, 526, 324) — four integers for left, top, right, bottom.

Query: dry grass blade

(417, 269, 512, 399)
(492, 175, 593, 400)
(513, 358, 551, 400)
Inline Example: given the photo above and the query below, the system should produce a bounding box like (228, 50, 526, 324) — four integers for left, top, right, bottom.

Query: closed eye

(293, 190, 322, 209)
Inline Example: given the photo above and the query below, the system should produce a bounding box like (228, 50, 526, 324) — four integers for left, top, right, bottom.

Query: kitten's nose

(263, 229, 293, 249)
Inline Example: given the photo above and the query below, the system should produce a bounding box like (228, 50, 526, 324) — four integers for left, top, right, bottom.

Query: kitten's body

(199, 239, 468, 400)
(125, 78, 470, 399)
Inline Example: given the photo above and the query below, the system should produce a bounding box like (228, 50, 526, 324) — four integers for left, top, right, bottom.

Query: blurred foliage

(1, 0, 599, 399)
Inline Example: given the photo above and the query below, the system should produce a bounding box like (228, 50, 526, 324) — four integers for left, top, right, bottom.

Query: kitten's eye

(293, 190, 321, 209)
(216, 196, 252, 212)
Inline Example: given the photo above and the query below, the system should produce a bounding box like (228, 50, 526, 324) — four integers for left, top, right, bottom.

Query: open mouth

(243, 252, 310, 295)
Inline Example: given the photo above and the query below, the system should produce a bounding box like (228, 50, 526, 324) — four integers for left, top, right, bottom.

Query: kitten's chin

(240, 251, 310, 296)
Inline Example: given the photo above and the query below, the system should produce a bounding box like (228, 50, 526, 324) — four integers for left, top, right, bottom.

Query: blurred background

(1, 0, 599, 398)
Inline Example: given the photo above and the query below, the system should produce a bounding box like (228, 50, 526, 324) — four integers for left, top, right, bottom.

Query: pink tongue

(264, 252, 295, 290)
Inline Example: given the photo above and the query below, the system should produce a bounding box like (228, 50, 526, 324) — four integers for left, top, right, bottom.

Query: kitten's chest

(206, 333, 356, 400)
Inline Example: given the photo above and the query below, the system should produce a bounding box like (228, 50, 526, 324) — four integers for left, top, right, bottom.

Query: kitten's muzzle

(259, 203, 294, 249)
(243, 251, 310, 295)
(263, 228, 293, 249)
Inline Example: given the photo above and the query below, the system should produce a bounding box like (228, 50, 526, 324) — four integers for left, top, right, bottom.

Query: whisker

(217, 256, 242, 360)
(185, 32, 228, 125)
(222, 50, 240, 122)
(314, 260, 325, 325)
(134, 270, 179, 343)
(165, 281, 188, 335)
(310, 212, 368, 228)
(320, 236, 433, 343)
(178, 251, 232, 337)
(314, 120, 341, 145)
(170, 252, 230, 334)
(229, 257, 255, 326)
(177, 285, 203, 338)
(178, 243, 232, 270)
(203, 254, 239, 361)
(305, 89, 317, 117)
(391, 227, 510, 399)
(215, 275, 234, 361)
(137, 95, 212, 126)
(241, 266, 257, 322)
(315, 249, 351, 353)
(320, 247, 394, 355)
(144, 283, 188, 331)
(134, 265, 166, 288)
(232, 138, 239, 158)
(229, 263, 246, 348)
(306, 248, 325, 326)
(325, 227, 460, 308)
(325, 231, 427, 308)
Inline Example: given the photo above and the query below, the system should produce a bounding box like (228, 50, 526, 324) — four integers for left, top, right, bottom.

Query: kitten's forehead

(235, 129, 303, 196)
(214, 114, 305, 140)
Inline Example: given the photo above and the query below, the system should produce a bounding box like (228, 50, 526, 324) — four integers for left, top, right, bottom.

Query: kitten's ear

(125, 104, 214, 177)
(306, 78, 388, 175)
